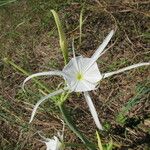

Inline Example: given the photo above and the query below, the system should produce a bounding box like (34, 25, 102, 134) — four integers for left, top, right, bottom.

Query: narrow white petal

(83, 30, 114, 73)
(22, 71, 66, 91)
(59, 120, 65, 141)
(72, 38, 76, 59)
(56, 121, 65, 142)
(84, 91, 103, 130)
(92, 30, 114, 59)
(29, 88, 68, 123)
(103, 62, 150, 78)
(72, 39, 80, 71)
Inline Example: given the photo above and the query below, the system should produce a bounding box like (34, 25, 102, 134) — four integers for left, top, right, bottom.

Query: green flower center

(76, 72, 84, 81)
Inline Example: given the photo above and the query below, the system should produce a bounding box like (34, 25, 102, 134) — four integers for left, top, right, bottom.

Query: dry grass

(0, 0, 150, 149)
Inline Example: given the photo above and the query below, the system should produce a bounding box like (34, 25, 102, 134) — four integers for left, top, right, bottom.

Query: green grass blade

(59, 103, 96, 150)
(116, 84, 150, 125)
(0, 0, 17, 7)
(79, 7, 84, 45)
(96, 131, 103, 150)
(142, 32, 150, 39)
(106, 138, 113, 150)
(51, 10, 68, 65)
(3, 58, 51, 93)
(65, 142, 88, 148)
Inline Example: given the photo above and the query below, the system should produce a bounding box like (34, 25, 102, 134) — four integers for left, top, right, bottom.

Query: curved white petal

(84, 91, 103, 130)
(22, 71, 67, 91)
(60, 120, 65, 141)
(72, 39, 80, 71)
(103, 62, 150, 79)
(84, 30, 114, 73)
(91, 30, 114, 59)
(29, 87, 68, 123)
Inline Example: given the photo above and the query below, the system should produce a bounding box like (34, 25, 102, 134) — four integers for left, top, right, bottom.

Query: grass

(0, 0, 17, 7)
(0, 0, 150, 149)
(116, 82, 150, 125)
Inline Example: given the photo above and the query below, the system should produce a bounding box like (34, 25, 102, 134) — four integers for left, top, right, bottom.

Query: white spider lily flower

(23, 30, 150, 130)
(39, 121, 65, 150)
(42, 136, 62, 150)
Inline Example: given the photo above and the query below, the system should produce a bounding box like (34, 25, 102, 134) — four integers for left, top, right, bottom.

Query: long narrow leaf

(106, 138, 113, 150)
(0, 0, 17, 7)
(59, 103, 96, 150)
(51, 10, 68, 65)
(96, 131, 103, 150)
(3, 58, 51, 93)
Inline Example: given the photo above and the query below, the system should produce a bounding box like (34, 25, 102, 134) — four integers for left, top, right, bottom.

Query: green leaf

(51, 10, 68, 65)
(142, 32, 150, 39)
(116, 84, 150, 125)
(96, 131, 103, 150)
(3, 58, 51, 93)
(106, 138, 113, 150)
(59, 103, 96, 150)
(0, 0, 17, 7)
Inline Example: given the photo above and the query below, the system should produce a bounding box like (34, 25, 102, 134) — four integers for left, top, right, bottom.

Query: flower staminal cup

(23, 30, 150, 130)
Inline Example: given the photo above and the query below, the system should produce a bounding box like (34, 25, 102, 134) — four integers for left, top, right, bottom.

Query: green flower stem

(59, 103, 96, 150)
(3, 58, 51, 93)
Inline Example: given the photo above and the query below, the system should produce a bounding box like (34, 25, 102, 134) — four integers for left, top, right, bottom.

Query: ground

(0, 0, 150, 150)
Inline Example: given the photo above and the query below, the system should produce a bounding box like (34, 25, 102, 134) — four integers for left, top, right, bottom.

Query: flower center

(76, 72, 84, 81)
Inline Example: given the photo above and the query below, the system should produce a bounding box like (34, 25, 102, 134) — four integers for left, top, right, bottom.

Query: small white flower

(23, 30, 150, 130)
(42, 136, 62, 150)
(39, 121, 65, 150)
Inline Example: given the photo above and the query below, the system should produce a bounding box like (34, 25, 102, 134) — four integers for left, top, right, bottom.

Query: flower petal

(45, 136, 61, 150)
(84, 91, 103, 130)
(84, 30, 114, 73)
(74, 80, 96, 92)
(103, 62, 150, 78)
(59, 120, 65, 141)
(22, 71, 67, 91)
(91, 30, 114, 59)
(63, 56, 84, 89)
(39, 134, 61, 150)
(29, 87, 68, 123)
(84, 61, 102, 83)
(72, 39, 80, 71)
